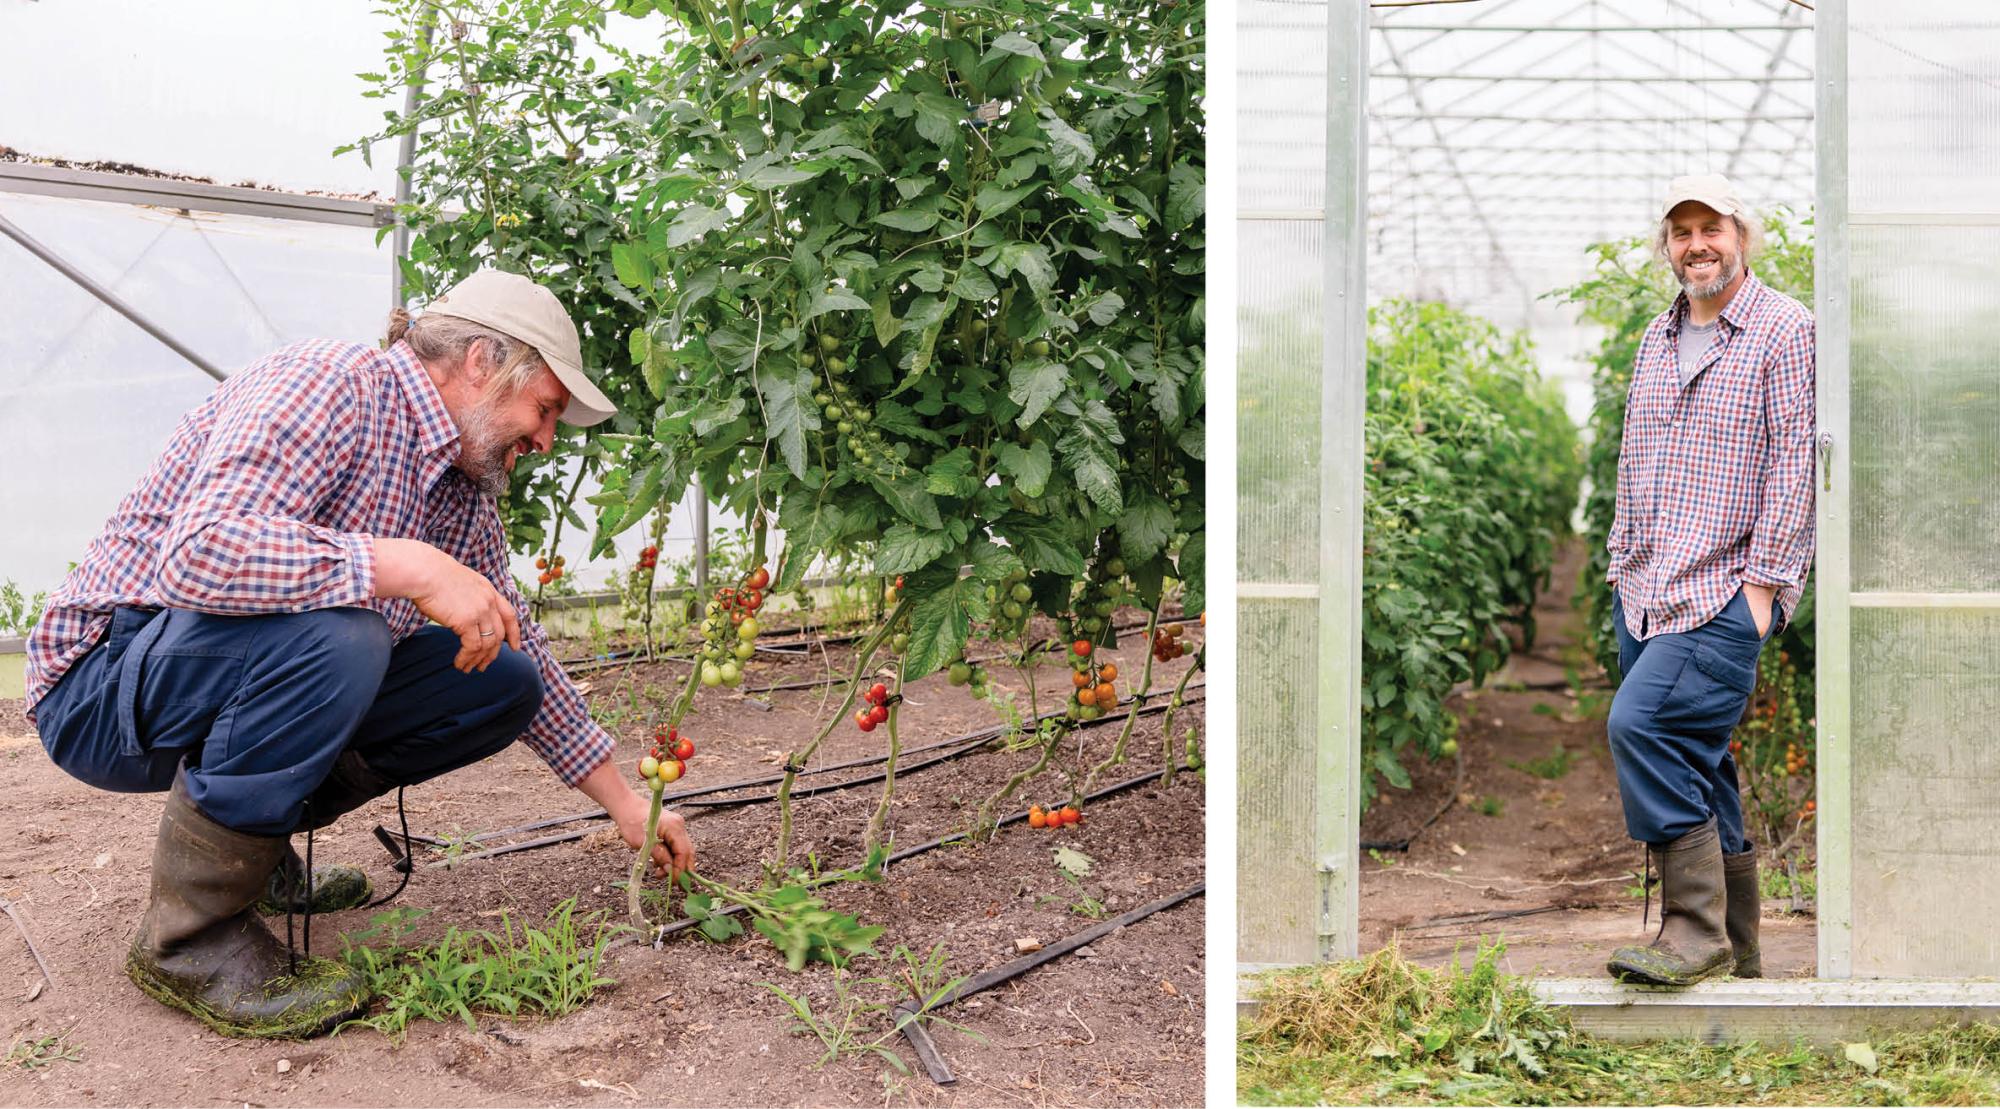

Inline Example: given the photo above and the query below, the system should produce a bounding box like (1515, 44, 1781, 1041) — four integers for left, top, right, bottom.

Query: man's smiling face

(454, 343, 569, 497)
(1665, 201, 1743, 301)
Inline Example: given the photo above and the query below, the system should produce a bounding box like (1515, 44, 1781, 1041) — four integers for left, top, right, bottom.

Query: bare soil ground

(1358, 541, 1816, 979)
(0, 613, 1204, 1107)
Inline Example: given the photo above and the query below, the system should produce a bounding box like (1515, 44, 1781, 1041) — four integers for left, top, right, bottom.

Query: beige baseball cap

(1661, 174, 1746, 220)
(425, 269, 618, 427)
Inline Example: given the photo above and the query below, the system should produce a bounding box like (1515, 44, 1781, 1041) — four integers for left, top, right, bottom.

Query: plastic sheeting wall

(1839, 3, 2000, 978)
(0, 194, 717, 599)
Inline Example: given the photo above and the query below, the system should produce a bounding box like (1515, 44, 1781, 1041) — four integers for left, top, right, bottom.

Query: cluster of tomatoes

(1072, 558, 1126, 642)
(1151, 621, 1193, 663)
(697, 565, 769, 688)
(636, 545, 660, 571)
(807, 335, 897, 473)
(1781, 741, 1810, 777)
(1027, 803, 1082, 830)
(637, 724, 694, 790)
(946, 657, 990, 693)
(853, 682, 895, 732)
(989, 568, 1034, 637)
(1065, 639, 1113, 721)
(533, 553, 566, 585)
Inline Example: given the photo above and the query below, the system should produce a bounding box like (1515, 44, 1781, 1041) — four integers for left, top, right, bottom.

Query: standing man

(1602, 175, 1816, 986)
(27, 270, 695, 1037)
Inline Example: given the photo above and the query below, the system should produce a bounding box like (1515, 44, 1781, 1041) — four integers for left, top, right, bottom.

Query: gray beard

(1678, 253, 1739, 301)
(454, 394, 514, 498)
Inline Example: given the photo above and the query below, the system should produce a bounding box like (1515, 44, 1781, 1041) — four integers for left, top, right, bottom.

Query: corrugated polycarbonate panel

(1849, 226, 2000, 593)
(1850, 608, 2000, 976)
(1238, 598, 1324, 966)
(1842, 0, 2000, 977)
(1238, 220, 1325, 587)
(1237, 216, 1326, 966)
(1849, 10, 2000, 216)
(1241, 0, 1327, 214)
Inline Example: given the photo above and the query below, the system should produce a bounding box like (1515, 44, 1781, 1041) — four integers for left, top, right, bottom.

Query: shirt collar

(1669, 268, 1766, 333)
(384, 340, 462, 460)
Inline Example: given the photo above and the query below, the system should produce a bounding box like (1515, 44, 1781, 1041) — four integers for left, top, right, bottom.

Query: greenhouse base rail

(897, 881, 1206, 1084)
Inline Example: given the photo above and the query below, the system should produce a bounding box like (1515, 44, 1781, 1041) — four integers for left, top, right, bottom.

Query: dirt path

(0, 616, 1204, 1107)
(1358, 541, 1816, 978)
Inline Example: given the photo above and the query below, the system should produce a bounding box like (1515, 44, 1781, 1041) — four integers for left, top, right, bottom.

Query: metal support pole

(391, 8, 438, 309)
(0, 209, 227, 383)
(693, 486, 710, 596)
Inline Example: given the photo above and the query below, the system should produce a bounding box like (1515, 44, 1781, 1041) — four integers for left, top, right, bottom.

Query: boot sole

(1606, 950, 1734, 987)
(127, 951, 370, 1039)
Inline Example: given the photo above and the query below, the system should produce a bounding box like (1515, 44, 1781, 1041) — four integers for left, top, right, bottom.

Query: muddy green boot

(1607, 819, 1733, 987)
(126, 776, 371, 1038)
(254, 846, 373, 916)
(1724, 849, 1762, 978)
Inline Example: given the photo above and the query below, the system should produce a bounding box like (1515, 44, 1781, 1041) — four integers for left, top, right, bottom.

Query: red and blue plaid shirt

(25, 339, 614, 787)
(1609, 270, 1817, 639)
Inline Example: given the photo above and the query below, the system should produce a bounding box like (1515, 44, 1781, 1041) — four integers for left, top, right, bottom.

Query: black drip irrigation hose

(559, 624, 874, 674)
(897, 881, 1206, 1085)
(642, 760, 1199, 945)
(383, 687, 1206, 867)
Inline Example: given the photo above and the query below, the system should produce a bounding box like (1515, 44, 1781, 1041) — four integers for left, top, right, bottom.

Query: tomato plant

(1358, 302, 1580, 801)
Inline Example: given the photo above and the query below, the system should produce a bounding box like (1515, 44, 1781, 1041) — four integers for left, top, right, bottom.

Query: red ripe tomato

(1059, 805, 1080, 826)
(747, 566, 771, 590)
(1072, 640, 1092, 657)
(867, 682, 889, 705)
(537, 571, 552, 585)
(1028, 807, 1047, 829)
(535, 557, 548, 569)
(550, 566, 563, 580)
(869, 703, 889, 725)
(856, 710, 876, 732)
(671, 737, 694, 761)
(744, 589, 763, 611)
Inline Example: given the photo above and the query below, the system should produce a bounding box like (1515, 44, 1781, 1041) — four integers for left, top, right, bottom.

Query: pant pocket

(124, 614, 247, 756)
(1655, 640, 1758, 732)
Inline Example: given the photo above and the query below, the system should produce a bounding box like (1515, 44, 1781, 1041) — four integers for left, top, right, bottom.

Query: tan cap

(425, 269, 617, 427)
(1661, 174, 1746, 220)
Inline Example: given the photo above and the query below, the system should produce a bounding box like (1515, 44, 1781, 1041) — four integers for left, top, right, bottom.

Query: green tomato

(738, 616, 759, 640)
(720, 661, 742, 685)
(701, 664, 722, 687)
(1079, 704, 1103, 721)
(1095, 600, 1115, 617)
(837, 420, 854, 435)
(1440, 738, 1460, 758)
(639, 756, 660, 779)
(1002, 601, 1023, 620)
(970, 318, 988, 336)
(1028, 339, 1051, 357)
(734, 641, 755, 661)
(1105, 558, 1126, 578)
(855, 409, 872, 424)
(822, 404, 841, 420)
(1010, 583, 1033, 603)
(855, 450, 872, 465)
(814, 391, 832, 406)
(891, 633, 909, 653)
(819, 333, 841, 353)
(866, 428, 883, 442)
(948, 661, 972, 686)
(826, 355, 847, 374)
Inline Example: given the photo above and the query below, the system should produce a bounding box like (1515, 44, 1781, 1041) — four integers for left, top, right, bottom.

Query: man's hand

(576, 759, 697, 880)
(374, 537, 521, 671)
(1744, 582, 1778, 638)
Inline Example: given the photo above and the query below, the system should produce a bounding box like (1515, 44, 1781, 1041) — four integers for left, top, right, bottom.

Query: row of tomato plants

(1552, 214, 1819, 850)
(1360, 301, 1580, 802)
(351, 0, 1205, 951)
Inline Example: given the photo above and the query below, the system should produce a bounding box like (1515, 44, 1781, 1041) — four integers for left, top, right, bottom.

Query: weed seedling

(1507, 744, 1575, 781)
(5, 1030, 81, 1070)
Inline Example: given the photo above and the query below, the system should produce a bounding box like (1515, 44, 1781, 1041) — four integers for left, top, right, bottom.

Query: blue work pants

(35, 606, 542, 835)
(1607, 587, 1774, 854)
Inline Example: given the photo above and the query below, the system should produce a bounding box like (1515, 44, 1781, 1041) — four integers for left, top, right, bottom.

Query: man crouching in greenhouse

(24, 270, 695, 1037)
(1602, 175, 1814, 987)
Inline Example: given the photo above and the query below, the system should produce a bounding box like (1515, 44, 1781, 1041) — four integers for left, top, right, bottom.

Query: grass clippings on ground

(1239, 941, 2000, 1106)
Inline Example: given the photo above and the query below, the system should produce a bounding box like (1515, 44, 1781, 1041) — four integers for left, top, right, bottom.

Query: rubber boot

(253, 750, 392, 915)
(1724, 849, 1762, 978)
(126, 775, 371, 1038)
(1607, 819, 1734, 986)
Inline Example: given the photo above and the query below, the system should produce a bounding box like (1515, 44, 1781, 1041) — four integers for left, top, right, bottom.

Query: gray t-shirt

(1678, 317, 1720, 389)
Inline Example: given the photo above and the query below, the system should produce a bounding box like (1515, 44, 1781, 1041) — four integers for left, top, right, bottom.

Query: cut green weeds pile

(1239, 943, 2000, 1106)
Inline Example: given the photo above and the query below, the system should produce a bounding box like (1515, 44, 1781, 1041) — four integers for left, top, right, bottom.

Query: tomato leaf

(1116, 492, 1177, 564)
(1007, 360, 1069, 428)
(667, 204, 729, 247)
(996, 440, 1053, 497)
(875, 523, 955, 576)
(867, 473, 944, 530)
(755, 366, 819, 478)
(993, 514, 1085, 577)
(901, 566, 984, 680)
